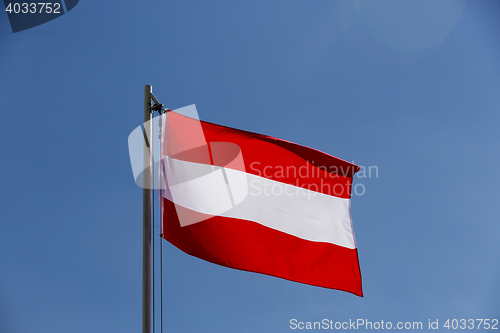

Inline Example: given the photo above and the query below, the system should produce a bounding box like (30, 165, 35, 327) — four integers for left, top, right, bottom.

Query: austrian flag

(160, 105, 362, 296)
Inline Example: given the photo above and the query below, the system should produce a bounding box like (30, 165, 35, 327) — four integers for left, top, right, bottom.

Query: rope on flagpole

(149, 99, 167, 333)
(144, 85, 165, 333)
(152, 112, 155, 333)
(156, 107, 168, 333)
(152, 105, 163, 333)
(160, 194, 164, 333)
(159, 108, 166, 333)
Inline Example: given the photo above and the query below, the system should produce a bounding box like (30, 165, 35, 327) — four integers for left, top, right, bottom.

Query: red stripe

(162, 198, 363, 296)
(165, 111, 359, 199)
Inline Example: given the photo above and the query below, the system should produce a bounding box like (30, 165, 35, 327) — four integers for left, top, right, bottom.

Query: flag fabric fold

(160, 108, 363, 296)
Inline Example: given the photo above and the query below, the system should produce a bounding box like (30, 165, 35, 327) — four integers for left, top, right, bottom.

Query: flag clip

(150, 103, 164, 112)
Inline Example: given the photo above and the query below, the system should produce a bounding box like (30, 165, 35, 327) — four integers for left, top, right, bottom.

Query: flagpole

(143, 85, 152, 333)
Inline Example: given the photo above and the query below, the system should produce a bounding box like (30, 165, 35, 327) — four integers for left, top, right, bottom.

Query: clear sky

(1, 1, 499, 332)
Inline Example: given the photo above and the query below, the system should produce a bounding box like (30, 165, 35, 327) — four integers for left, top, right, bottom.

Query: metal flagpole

(143, 85, 152, 333)
(143, 85, 164, 333)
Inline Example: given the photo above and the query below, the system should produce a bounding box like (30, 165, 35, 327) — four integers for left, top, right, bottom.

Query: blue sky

(1, 1, 499, 332)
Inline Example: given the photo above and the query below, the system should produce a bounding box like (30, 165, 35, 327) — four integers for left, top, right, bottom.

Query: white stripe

(162, 157, 356, 249)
